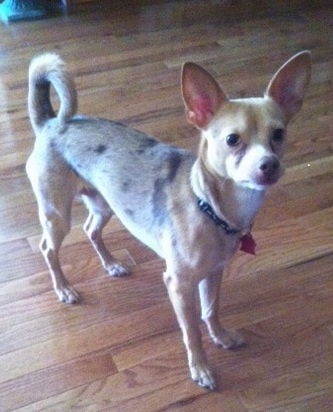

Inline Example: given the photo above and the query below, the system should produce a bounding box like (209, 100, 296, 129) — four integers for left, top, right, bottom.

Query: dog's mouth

(239, 180, 270, 191)
(257, 174, 281, 186)
(239, 173, 281, 190)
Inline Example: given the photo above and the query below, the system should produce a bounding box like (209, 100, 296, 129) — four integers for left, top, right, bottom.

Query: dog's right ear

(181, 62, 227, 129)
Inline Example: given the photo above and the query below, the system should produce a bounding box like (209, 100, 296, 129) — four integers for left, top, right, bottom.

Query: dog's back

(27, 53, 196, 257)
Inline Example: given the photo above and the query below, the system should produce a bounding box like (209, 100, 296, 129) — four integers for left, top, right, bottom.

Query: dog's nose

(259, 156, 280, 176)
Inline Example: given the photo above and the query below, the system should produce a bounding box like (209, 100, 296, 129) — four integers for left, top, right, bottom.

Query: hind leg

(27, 156, 80, 303)
(82, 191, 129, 277)
(39, 212, 80, 303)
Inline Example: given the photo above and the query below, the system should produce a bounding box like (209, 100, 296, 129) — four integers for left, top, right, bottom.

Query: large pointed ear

(265, 51, 311, 121)
(181, 62, 227, 129)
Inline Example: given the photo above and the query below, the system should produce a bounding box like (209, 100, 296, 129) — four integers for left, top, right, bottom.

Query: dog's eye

(272, 129, 284, 143)
(226, 133, 241, 146)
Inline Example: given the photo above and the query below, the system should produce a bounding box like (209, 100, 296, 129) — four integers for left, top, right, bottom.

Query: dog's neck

(191, 153, 267, 233)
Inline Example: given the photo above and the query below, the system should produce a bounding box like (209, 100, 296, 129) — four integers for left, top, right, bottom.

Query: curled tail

(28, 53, 77, 132)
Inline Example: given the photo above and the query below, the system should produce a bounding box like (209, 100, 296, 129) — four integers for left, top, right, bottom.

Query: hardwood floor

(0, 1, 332, 410)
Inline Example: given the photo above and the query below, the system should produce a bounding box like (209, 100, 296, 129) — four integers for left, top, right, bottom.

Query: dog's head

(182, 52, 311, 190)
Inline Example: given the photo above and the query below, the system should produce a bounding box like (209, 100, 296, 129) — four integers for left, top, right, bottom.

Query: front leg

(163, 270, 216, 390)
(199, 272, 245, 349)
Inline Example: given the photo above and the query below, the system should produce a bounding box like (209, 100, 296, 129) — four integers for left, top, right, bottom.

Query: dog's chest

(164, 198, 241, 276)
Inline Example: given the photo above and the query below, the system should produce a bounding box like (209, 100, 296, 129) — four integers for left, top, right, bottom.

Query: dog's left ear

(182, 62, 227, 129)
(265, 51, 311, 120)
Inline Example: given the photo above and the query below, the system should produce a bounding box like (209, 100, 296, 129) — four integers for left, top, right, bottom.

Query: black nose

(259, 156, 280, 176)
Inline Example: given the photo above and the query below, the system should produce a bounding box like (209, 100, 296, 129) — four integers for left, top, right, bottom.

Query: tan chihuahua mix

(26, 51, 311, 390)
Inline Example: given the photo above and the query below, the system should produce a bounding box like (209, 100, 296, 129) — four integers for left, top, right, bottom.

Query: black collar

(197, 198, 240, 235)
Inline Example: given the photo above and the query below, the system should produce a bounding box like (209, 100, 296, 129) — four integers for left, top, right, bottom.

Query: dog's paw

(56, 286, 80, 304)
(212, 328, 246, 350)
(190, 363, 216, 390)
(106, 262, 130, 277)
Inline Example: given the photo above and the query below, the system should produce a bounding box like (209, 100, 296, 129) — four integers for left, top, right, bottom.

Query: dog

(26, 51, 311, 390)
